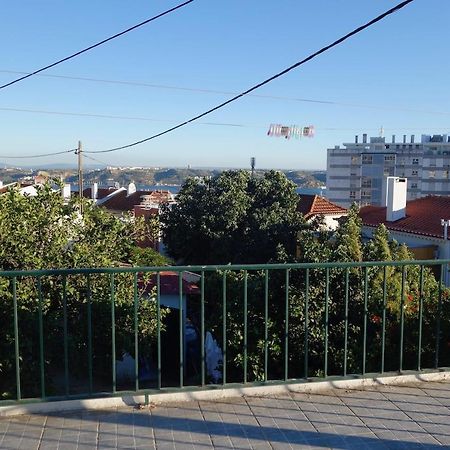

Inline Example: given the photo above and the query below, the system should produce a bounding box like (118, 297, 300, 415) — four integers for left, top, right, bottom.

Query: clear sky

(1, 0, 449, 170)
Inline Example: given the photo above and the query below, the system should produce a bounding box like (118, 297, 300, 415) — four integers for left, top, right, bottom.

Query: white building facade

(327, 134, 450, 208)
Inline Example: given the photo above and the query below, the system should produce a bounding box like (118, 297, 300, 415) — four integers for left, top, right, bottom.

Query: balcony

(0, 260, 450, 446)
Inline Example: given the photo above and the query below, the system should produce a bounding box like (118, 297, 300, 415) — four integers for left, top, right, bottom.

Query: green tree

(0, 185, 164, 399)
(161, 170, 305, 264)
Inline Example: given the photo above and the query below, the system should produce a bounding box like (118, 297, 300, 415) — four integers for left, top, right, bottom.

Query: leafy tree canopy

(161, 170, 306, 264)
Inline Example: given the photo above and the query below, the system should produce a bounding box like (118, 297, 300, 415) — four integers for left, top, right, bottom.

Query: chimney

(91, 182, 98, 200)
(411, 134, 415, 144)
(127, 182, 136, 196)
(355, 135, 359, 144)
(362, 133, 367, 144)
(392, 135, 396, 143)
(386, 177, 407, 222)
(62, 183, 71, 201)
(403, 135, 407, 144)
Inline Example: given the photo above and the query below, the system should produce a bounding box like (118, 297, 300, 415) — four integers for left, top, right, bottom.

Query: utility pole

(250, 157, 255, 178)
(441, 219, 450, 286)
(76, 141, 84, 214)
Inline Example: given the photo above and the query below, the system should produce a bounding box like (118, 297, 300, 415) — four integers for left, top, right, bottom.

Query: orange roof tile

(359, 195, 450, 240)
(298, 194, 347, 219)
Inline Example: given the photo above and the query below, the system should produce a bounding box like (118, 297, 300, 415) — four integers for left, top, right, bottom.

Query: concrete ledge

(1, 371, 449, 417)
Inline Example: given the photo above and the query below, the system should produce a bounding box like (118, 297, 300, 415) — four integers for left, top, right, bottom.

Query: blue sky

(1, 0, 449, 170)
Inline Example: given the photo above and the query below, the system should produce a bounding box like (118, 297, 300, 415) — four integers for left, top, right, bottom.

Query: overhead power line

(0, 0, 194, 91)
(0, 149, 76, 159)
(2, 70, 450, 117)
(85, 0, 414, 154)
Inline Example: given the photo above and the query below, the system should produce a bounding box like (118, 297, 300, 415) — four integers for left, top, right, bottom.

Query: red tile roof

(359, 196, 450, 240)
(140, 271, 200, 295)
(297, 194, 347, 219)
(102, 190, 173, 212)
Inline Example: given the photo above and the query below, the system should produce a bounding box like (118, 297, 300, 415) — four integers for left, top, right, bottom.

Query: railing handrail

(1, 258, 450, 277)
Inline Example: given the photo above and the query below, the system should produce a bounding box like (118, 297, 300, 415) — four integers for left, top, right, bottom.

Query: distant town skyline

(1, 0, 449, 169)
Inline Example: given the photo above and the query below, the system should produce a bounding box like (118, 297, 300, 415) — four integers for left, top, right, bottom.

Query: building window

(384, 155, 395, 162)
(351, 156, 359, 165)
(428, 170, 435, 178)
(361, 190, 371, 198)
(411, 183, 418, 189)
(412, 158, 419, 165)
(361, 178, 372, 188)
(362, 155, 373, 164)
(445, 170, 450, 179)
(349, 191, 356, 199)
(412, 170, 418, 177)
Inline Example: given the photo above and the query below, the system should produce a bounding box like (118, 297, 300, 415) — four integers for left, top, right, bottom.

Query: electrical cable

(83, 154, 109, 166)
(0, 0, 194, 90)
(0, 149, 76, 159)
(84, 0, 415, 154)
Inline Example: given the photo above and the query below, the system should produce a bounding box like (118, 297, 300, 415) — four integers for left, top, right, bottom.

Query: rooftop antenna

(379, 126, 384, 138)
(250, 157, 255, 177)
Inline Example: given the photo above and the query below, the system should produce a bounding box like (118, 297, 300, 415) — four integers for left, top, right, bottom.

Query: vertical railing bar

(399, 265, 406, 373)
(12, 276, 21, 401)
(304, 268, 309, 379)
(37, 277, 45, 399)
(243, 270, 248, 384)
(284, 269, 289, 381)
(133, 272, 139, 392)
(381, 266, 387, 374)
(86, 274, 93, 395)
(62, 275, 69, 397)
(110, 273, 116, 393)
(200, 271, 205, 387)
(179, 272, 183, 388)
(363, 267, 368, 375)
(435, 264, 444, 369)
(344, 268, 349, 377)
(222, 271, 227, 386)
(417, 265, 424, 371)
(157, 272, 161, 390)
(324, 268, 329, 378)
(264, 270, 269, 383)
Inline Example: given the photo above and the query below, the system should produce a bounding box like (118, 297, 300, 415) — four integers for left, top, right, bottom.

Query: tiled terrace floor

(1, 381, 450, 449)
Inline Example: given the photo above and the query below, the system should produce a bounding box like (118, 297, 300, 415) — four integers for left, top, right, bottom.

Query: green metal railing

(0, 259, 449, 406)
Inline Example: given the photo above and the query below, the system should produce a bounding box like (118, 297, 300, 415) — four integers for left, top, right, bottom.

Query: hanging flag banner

(267, 124, 315, 139)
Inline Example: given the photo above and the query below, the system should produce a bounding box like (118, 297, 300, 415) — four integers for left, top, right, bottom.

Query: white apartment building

(327, 133, 450, 208)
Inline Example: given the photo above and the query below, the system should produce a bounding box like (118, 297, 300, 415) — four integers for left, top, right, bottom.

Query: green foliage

(161, 170, 306, 264)
(0, 185, 164, 398)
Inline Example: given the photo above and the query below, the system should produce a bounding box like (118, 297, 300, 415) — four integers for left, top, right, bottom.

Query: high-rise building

(326, 134, 450, 207)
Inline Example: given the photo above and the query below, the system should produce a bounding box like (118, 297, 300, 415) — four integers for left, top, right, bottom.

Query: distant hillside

(0, 167, 326, 189)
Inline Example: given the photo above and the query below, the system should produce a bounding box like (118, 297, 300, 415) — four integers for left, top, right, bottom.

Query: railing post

(12, 277, 21, 401)
(62, 275, 69, 397)
(133, 272, 139, 392)
(344, 268, 349, 377)
(179, 272, 183, 388)
(399, 266, 406, 373)
(222, 271, 227, 385)
(243, 270, 248, 384)
(110, 273, 116, 393)
(363, 267, 368, 375)
(87, 274, 93, 395)
(37, 277, 45, 399)
(418, 265, 424, 371)
(200, 271, 205, 387)
(157, 272, 161, 390)
(381, 266, 387, 374)
(304, 268, 309, 379)
(324, 268, 329, 377)
(264, 270, 269, 383)
(435, 264, 444, 369)
(284, 269, 289, 381)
